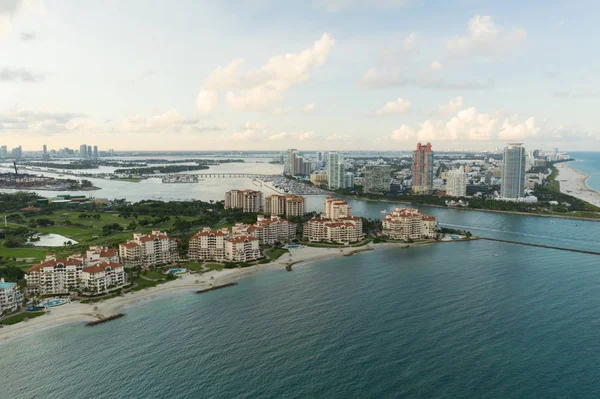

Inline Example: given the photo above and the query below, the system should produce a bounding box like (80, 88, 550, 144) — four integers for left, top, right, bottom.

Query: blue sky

(1, 0, 598, 151)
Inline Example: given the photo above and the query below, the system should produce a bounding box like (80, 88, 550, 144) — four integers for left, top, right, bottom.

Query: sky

(1, 0, 599, 152)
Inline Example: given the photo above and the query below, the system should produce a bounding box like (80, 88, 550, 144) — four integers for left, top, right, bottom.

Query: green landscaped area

(265, 247, 288, 260)
(0, 311, 45, 325)
(304, 237, 374, 248)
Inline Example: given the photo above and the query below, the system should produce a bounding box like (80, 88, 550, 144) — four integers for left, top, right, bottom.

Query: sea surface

(570, 152, 600, 192)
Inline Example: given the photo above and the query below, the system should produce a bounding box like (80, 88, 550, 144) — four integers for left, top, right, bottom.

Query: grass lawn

(204, 263, 224, 271)
(133, 277, 159, 291)
(183, 262, 205, 272)
(0, 246, 50, 259)
(144, 269, 166, 280)
(0, 311, 45, 325)
(265, 247, 288, 260)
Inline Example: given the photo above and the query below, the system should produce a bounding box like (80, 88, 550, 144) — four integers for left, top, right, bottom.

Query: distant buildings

(285, 149, 313, 176)
(363, 165, 391, 193)
(328, 152, 346, 189)
(264, 194, 305, 217)
(11, 146, 22, 160)
(0, 278, 22, 314)
(382, 208, 436, 241)
(79, 143, 100, 158)
(412, 142, 434, 194)
(310, 171, 328, 186)
(0, 145, 7, 159)
(225, 189, 263, 213)
(500, 143, 526, 199)
(119, 231, 179, 269)
(26, 247, 126, 295)
(446, 167, 467, 197)
(304, 197, 364, 244)
(80, 144, 87, 158)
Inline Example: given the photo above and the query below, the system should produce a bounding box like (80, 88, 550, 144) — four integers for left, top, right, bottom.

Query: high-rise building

(87, 145, 92, 158)
(225, 190, 263, 213)
(285, 149, 298, 175)
(500, 143, 526, 199)
(11, 146, 22, 160)
(80, 144, 87, 158)
(93, 145, 99, 158)
(412, 142, 434, 194)
(345, 172, 354, 189)
(446, 166, 467, 197)
(0, 145, 8, 159)
(263, 194, 305, 217)
(363, 165, 391, 193)
(42, 145, 50, 161)
(328, 152, 345, 189)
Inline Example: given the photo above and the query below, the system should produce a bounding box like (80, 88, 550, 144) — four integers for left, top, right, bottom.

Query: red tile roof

(83, 262, 124, 274)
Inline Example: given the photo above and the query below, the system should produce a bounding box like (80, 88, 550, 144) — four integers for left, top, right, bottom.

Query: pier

(480, 238, 600, 256)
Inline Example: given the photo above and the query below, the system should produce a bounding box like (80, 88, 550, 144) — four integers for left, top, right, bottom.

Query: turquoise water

(42, 299, 67, 307)
(2, 241, 600, 398)
(571, 152, 600, 191)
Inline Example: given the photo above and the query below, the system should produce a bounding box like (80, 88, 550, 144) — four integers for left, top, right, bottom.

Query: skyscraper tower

(87, 145, 92, 158)
(501, 143, 526, 199)
(80, 144, 87, 158)
(93, 145, 99, 158)
(327, 152, 345, 189)
(412, 142, 434, 194)
(285, 149, 298, 176)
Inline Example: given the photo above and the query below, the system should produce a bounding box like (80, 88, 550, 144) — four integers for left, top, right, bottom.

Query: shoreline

(554, 162, 600, 208)
(0, 242, 431, 343)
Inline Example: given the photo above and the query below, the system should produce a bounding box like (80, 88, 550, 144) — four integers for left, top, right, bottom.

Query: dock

(480, 238, 600, 256)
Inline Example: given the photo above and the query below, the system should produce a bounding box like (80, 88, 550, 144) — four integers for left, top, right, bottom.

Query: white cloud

(196, 88, 219, 114)
(121, 110, 200, 133)
(447, 15, 526, 57)
(197, 33, 335, 112)
(389, 105, 539, 142)
(0, 108, 89, 134)
(375, 97, 412, 116)
(438, 96, 463, 114)
(430, 60, 443, 71)
(302, 103, 316, 112)
(326, 133, 349, 141)
(243, 121, 268, 129)
(268, 131, 315, 141)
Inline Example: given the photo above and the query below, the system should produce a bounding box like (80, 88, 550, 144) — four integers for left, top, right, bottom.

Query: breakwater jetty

(86, 313, 125, 326)
(195, 282, 238, 294)
(480, 238, 600, 255)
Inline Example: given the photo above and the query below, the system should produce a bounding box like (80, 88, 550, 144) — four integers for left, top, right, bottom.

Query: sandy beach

(0, 243, 410, 343)
(555, 162, 600, 208)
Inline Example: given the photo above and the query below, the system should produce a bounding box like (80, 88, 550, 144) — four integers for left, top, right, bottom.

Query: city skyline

(2, 1, 599, 151)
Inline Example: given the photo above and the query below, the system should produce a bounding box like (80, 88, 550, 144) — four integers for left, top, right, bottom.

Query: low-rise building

(0, 278, 22, 314)
(382, 208, 436, 241)
(225, 189, 263, 213)
(225, 236, 261, 262)
(119, 230, 179, 269)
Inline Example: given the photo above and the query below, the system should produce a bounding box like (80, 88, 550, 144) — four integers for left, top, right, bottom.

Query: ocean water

(2, 239, 600, 398)
(571, 152, 600, 192)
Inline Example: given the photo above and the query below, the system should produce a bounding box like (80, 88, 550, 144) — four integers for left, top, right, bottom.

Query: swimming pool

(42, 299, 67, 307)
(287, 245, 300, 249)
(168, 268, 187, 275)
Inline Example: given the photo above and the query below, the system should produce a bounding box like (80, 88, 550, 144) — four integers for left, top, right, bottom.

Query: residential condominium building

(263, 194, 305, 217)
(363, 165, 391, 193)
(119, 230, 179, 269)
(303, 198, 364, 244)
(446, 166, 467, 197)
(226, 236, 261, 262)
(225, 189, 263, 213)
(0, 278, 23, 314)
(328, 152, 346, 189)
(247, 215, 296, 244)
(80, 262, 126, 293)
(310, 171, 328, 186)
(382, 208, 436, 241)
(189, 227, 230, 262)
(500, 143, 526, 199)
(412, 142, 434, 194)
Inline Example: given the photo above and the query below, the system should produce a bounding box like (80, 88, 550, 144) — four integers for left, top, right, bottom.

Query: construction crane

(13, 161, 19, 185)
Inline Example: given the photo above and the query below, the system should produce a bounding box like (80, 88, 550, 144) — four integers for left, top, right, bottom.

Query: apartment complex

(0, 279, 23, 314)
(285, 149, 313, 176)
(247, 215, 296, 244)
(363, 165, 392, 194)
(226, 236, 261, 262)
(310, 171, 328, 186)
(412, 142, 434, 194)
(189, 228, 230, 262)
(304, 197, 364, 244)
(446, 166, 467, 197)
(119, 231, 179, 269)
(501, 143, 526, 199)
(225, 189, 263, 213)
(263, 194, 305, 217)
(26, 252, 126, 295)
(382, 208, 436, 241)
(328, 152, 346, 189)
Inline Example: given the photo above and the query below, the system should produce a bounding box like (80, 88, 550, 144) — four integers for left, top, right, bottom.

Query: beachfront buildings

(363, 165, 392, 194)
(304, 197, 364, 244)
(189, 227, 229, 262)
(26, 251, 126, 295)
(382, 208, 436, 241)
(247, 215, 296, 244)
(0, 278, 23, 314)
(225, 189, 263, 213)
(412, 142, 434, 194)
(446, 167, 467, 197)
(501, 143, 526, 199)
(263, 194, 306, 217)
(225, 236, 261, 262)
(119, 231, 179, 269)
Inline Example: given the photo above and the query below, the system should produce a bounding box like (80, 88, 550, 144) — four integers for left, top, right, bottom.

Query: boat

(380, 209, 388, 214)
